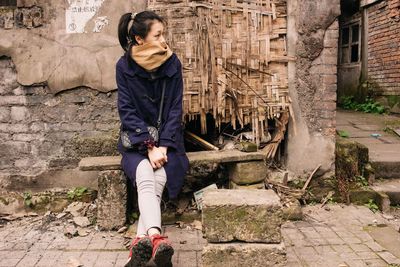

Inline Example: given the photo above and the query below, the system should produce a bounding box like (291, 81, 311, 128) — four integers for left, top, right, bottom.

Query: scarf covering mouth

(130, 40, 173, 72)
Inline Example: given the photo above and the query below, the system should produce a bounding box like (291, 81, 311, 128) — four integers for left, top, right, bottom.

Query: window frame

(339, 20, 361, 65)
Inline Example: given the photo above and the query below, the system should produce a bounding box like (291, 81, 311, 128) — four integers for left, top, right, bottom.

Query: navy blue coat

(116, 51, 189, 199)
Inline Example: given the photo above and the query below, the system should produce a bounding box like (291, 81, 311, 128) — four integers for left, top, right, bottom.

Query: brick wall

(0, 57, 120, 178)
(368, 0, 400, 95)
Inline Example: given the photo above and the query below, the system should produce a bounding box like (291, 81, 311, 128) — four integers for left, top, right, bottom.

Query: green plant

(337, 130, 350, 138)
(128, 212, 139, 223)
(365, 199, 379, 213)
(67, 187, 88, 200)
(23, 192, 33, 208)
(327, 195, 336, 204)
(341, 96, 359, 110)
(340, 96, 386, 114)
(355, 175, 369, 188)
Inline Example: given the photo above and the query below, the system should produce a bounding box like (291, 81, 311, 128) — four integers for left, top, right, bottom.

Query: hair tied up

(118, 10, 164, 51)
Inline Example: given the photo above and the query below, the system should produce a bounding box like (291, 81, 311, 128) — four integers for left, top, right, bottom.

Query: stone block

(10, 106, 29, 121)
(336, 139, 369, 181)
(282, 199, 303, 221)
(0, 107, 10, 122)
(0, 95, 26, 106)
(202, 189, 283, 243)
(202, 242, 286, 267)
(228, 161, 268, 185)
(97, 170, 127, 230)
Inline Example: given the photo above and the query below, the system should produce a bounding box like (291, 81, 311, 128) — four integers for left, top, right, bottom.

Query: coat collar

(122, 51, 178, 79)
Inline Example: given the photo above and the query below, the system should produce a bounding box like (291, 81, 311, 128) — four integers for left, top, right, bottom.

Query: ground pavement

(336, 109, 400, 165)
(1, 204, 400, 267)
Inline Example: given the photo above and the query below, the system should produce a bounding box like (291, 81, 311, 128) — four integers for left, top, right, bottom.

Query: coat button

(135, 128, 141, 133)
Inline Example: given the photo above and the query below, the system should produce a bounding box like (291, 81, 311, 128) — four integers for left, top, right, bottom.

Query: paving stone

(340, 252, 363, 261)
(295, 246, 323, 261)
(79, 251, 100, 267)
(202, 189, 283, 243)
(115, 252, 129, 267)
(202, 242, 286, 267)
(342, 236, 362, 244)
(93, 252, 118, 267)
(364, 241, 385, 252)
(332, 245, 354, 254)
(313, 245, 336, 254)
(363, 258, 388, 266)
(377, 251, 400, 265)
(16, 255, 41, 267)
(343, 259, 368, 267)
(349, 244, 370, 252)
(356, 251, 380, 259)
(0, 258, 21, 267)
(177, 251, 197, 267)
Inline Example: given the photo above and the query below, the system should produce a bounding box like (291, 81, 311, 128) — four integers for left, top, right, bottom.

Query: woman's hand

(148, 146, 168, 169)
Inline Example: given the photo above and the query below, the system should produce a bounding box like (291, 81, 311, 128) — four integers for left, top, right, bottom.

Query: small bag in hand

(119, 78, 166, 150)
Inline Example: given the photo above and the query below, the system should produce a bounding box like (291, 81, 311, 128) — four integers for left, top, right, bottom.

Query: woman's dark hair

(118, 10, 165, 52)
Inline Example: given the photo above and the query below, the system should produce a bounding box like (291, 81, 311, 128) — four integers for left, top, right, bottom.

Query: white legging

(135, 158, 167, 237)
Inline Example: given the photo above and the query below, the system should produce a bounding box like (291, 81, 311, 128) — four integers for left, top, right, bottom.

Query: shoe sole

(154, 243, 174, 267)
(124, 238, 153, 267)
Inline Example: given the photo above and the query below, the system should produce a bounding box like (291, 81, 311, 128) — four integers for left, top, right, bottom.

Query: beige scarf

(130, 40, 173, 72)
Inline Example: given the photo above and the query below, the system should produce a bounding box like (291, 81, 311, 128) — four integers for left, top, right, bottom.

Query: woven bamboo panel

(148, 0, 290, 145)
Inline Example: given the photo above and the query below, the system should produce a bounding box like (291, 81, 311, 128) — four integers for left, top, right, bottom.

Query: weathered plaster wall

(0, 0, 146, 94)
(0, 57, 120, 190)
(0, 1, 147, 190)
(286, 0, 340, 177)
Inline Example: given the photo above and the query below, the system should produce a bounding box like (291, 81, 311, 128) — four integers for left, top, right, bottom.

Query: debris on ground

(73, 216, 91, 227)
(117, 226, 128, 233)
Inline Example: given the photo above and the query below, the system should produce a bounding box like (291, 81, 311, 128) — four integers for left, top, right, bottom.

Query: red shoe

(124, 236, 153, 267)
(150, 234, 174, 267)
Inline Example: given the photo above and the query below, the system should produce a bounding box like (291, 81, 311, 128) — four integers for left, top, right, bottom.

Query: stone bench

(79, 150, 270, 230)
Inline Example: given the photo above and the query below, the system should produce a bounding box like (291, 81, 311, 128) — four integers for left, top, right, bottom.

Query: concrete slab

(371, 179, 400, 205)
(364, 225, 400, 260)
(371, 161, 400, 179)
(202, 189, 283, 243)
(79, 150, 269, 171)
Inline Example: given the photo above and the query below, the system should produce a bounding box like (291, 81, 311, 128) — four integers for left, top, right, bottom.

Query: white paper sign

(65, 0, 105, 33)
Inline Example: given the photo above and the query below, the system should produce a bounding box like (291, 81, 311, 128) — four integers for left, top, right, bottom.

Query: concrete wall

(286, 0, 340, 177)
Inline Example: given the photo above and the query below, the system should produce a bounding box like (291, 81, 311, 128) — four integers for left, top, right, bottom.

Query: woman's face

(135, 20, 166, 45)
